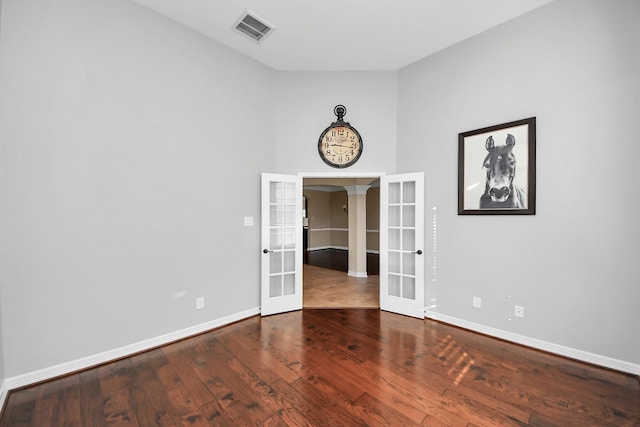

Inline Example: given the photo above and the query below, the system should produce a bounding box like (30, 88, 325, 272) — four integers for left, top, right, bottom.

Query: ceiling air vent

(234, 11, 274, 43)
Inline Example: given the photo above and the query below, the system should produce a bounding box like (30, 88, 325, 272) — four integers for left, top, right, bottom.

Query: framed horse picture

(458, 117, 536, 215)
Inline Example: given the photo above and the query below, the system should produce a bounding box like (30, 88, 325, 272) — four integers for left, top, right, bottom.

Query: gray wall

(0, 0, 5, 388)
(398, 0, 640, 364)
(274, 71, 397, 174)
(0, 0, 275, 376)
(0, 295, 4, 389)
(0, 0, 638, 381)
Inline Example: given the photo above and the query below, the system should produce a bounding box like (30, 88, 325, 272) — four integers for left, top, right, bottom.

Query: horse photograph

(479, 134, 527, 209)
(458, 118, 536, 215)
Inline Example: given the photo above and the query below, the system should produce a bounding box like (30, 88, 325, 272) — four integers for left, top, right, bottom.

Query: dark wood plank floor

(1, 309, 638, 426)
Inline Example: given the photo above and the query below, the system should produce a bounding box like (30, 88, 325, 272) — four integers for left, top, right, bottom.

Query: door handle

(263, 249, 273, 254)
(413, 249, 423, 255)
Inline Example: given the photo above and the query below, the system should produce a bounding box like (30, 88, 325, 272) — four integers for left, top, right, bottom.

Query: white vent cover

(234, 11, 274, 43)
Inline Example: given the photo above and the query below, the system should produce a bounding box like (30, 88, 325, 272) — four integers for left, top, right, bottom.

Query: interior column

(344, 185, 370, 278)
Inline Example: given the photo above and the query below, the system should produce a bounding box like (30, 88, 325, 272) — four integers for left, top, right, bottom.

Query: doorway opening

(261, 171, 424, 318)
(301, 176, 380, 308)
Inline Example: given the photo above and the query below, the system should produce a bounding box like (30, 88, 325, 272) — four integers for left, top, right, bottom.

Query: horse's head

(483, 134, 517, 203)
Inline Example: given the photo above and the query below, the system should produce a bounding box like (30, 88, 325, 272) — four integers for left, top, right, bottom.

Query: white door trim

(299, 172, 386, 179)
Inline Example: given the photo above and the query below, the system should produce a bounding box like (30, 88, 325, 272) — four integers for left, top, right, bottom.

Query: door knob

(413, 249, 423, 255)
(263, 249, 273, 254)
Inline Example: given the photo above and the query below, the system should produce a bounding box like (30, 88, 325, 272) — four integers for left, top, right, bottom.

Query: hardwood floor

(306, 249, 380, 276)
(1, 309, 638, 426)
(303, 264, 379, 308)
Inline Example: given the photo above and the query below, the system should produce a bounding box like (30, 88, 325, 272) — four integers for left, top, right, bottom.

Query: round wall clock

(318, 105, 363, 168)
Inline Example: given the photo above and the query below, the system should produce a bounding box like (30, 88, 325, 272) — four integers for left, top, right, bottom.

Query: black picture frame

(458, 117, 536, 215)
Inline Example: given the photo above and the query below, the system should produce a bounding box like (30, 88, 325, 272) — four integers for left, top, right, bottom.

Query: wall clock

(318, 105, 363, 168)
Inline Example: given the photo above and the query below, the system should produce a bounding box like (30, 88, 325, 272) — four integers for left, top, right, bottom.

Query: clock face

(318, 125, 363, 168)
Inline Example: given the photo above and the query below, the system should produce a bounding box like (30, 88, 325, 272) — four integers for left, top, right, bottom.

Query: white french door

(379, 172, 425, 318)
(260, 173, 303, 316)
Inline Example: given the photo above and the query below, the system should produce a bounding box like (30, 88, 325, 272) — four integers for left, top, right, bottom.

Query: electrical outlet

(472, 296, 482, 309)
(196, 297, 205, 310)
(515, 305, 524, 318)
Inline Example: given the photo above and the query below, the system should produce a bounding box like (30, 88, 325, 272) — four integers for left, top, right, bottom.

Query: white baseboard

(0, 380, 8, 414)
(307, 245, 348, 251)
(348, 270, 368, 278)
(424, 310, 640, 376)
(4, 307, 260, 392)
(306, 246, 379, 255)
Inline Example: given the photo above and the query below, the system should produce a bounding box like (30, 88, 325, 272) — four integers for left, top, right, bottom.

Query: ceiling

(129, 0, 555, 71)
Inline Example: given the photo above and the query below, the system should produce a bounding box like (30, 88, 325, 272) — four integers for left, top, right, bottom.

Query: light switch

(244, 216, 254, 226)
(472, 296, 482, 309)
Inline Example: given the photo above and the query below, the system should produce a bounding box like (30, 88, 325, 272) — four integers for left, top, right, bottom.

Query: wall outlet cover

(515, 305, 524, 318)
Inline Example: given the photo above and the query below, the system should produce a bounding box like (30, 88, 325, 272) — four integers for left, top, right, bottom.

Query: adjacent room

(0, 0, 638, 424)
(302, 178, 380, 309)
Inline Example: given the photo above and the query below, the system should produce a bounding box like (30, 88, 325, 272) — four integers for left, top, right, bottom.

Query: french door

(260, 172, 424, 319)
(379, 172, 425, 318)
(260, 173, 303, 316)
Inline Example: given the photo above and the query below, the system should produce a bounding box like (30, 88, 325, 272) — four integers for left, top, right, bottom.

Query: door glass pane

(270, 204, 282, 226)
(389, 228, 400, 250)
(283, 273, 295, 295)
(403, 205, 415, 227)
(402, 229, 415, 251)
(388, 274, 401, 297)
(389, 182, 401, 204)
(283, 182, 296, 204)
(389, 251, 400, 274)
(270, 275, 282, 297)
(403, 252, 415, 276)
(270, 182, 282, 204)
(283, 250, 295, 272)
(283, 227, 296, 249)
(389, 206, 400, 227)
(283, 205, 295, 226)
(270, 228, 282, 250)
(402, 277, 416, 300)
(270, 251, 282, 274)
(403, 181, 415, 203)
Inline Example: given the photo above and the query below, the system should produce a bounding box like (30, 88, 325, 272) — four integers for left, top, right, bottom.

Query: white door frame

(299, 171, 384, 302)
(300, 172, 385, 179)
